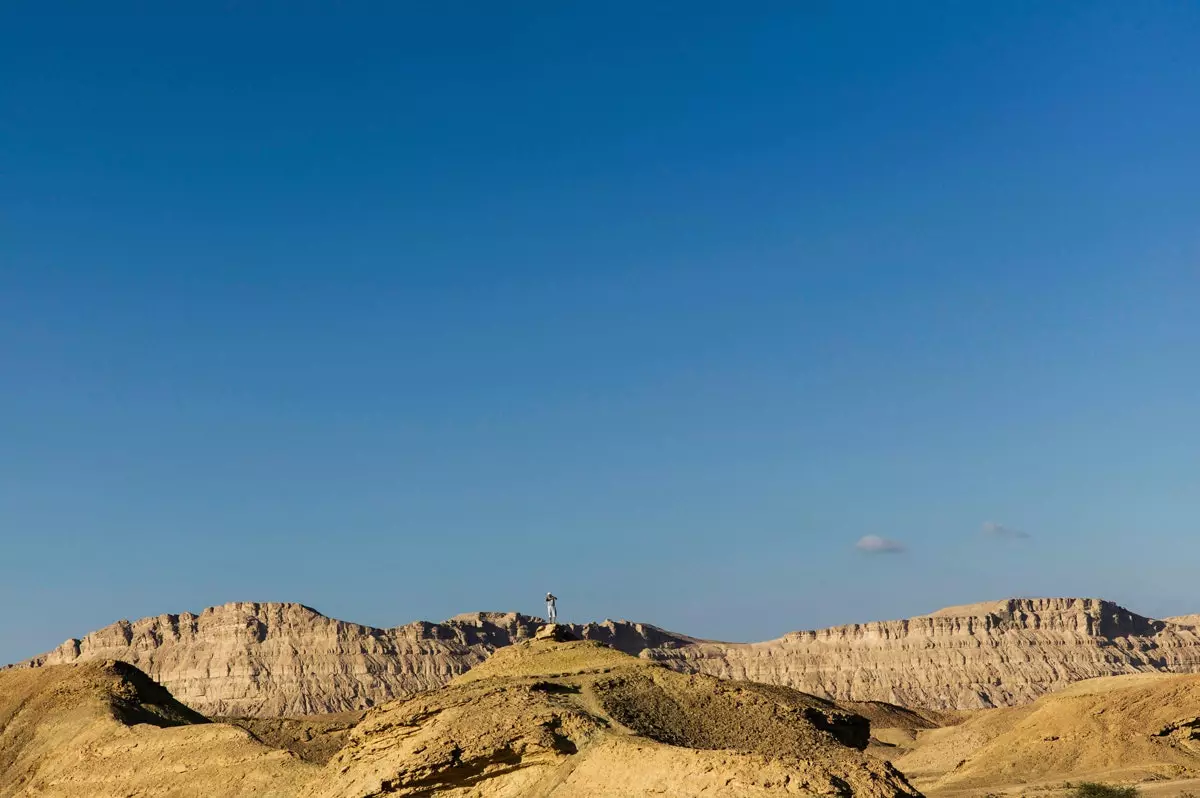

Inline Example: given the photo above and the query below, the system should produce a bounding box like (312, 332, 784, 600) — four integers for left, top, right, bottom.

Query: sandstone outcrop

(1169, 615, 1200, 628)
(10, 603, 690, 717)
(0, 643, 921, 798)
(302, 631, 921, 798)
(644, 598, 1200, 709)
(12, 597, 1200, 716)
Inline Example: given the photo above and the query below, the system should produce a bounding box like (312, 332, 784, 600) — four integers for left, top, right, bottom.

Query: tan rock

(894, 671, 1200, 792)
(0, 660, 314, 798)
(303, 636, 921, 798)
(11, 603, 549, 717)
(7, 603, 689, 718)
(1168, 614, 1200, 628)
(12, 597, 1200, 717)
(645, 598, 1200, 709)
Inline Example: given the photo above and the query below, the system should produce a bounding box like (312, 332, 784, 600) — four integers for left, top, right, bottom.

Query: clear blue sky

(2, 3, 1198, 666)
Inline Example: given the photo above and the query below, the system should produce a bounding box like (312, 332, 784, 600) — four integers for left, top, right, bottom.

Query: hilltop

(302, 625, 921, 798)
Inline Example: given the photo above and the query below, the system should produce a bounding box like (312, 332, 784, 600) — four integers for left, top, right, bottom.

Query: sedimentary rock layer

(11, 597, 1200, 716)
(646, 598, 1200, 709)
(10, 603, 687, 717)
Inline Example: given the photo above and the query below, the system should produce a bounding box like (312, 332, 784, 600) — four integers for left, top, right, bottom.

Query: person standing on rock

(546, 592, 558, 623)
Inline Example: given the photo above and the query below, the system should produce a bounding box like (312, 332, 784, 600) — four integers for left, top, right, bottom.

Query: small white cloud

(982, 521, 1029, 539)
(855, 535, 906, 554)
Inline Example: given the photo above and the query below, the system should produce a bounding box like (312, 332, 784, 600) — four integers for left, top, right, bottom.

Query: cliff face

(645, 598, 1200, 709)
(10, 603, 688, 717)
(11, 597, 1200, 717)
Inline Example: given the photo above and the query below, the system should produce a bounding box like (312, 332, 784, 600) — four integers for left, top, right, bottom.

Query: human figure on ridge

(546, 592, 558, 624)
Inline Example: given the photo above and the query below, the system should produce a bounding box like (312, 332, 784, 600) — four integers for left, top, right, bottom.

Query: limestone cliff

(645, 598, 1200, 709)
(9, 603, 689, 717)
(11, 597, 1200, 716)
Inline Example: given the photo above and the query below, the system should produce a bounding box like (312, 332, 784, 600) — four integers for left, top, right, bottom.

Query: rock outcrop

(9, 603, 690, 717)
(645, 598, 1200, 709)
(11, 597, 1200, 717)
(0, 660, 314, 797)
(1169, 615, 1200, 628)
(0, 644, 920, 798)
(302, 631, 921, 798)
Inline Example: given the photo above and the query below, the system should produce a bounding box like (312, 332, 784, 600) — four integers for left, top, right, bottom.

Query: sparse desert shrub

(1070, 783, 1138, 798)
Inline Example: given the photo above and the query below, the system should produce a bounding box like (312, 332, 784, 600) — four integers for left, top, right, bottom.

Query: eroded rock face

(12, 604, 533, 717)
(645, 598, 1200, 709)
(11, 597, 1200, 716)
(9, 603, 691, 717)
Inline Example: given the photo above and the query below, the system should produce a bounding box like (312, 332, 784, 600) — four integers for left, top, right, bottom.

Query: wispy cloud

(855, 535, 906, 554)
(982, 521, 1030, 540)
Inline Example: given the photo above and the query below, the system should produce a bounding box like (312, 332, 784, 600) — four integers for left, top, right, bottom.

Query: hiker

(546, 592, 558, 623)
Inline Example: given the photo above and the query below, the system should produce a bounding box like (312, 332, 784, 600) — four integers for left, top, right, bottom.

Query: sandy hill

(0, 660, 314, 797)
(11, 597, 1200, 716)
(894, 672, 1200, 794)
(302, 626, 922, 798)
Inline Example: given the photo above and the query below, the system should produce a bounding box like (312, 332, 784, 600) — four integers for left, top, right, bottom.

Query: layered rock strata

(12, 597, 1200, 716)
(646, 598, 1200, 709)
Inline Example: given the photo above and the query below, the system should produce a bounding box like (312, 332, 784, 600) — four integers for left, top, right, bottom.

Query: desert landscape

(7, 3, 1194, 797)
(5, 597, 1200, 796)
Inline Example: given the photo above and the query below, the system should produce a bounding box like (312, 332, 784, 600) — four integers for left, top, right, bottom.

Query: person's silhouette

(545, 592, 558, 623)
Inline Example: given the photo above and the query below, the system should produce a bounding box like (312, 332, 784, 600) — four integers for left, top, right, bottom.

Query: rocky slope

(0, 660, 314, 797)
(302, 625, 921, 798)
(11, 597, 1200, 716)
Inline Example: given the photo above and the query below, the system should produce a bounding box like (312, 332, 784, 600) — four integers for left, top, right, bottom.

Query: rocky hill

(0, 633, 918, 798)
(10, 597, 1200, 717)
(0, 660, 314, 797)
(894, 671, 1200, 792)
(301, 625, 921, 798)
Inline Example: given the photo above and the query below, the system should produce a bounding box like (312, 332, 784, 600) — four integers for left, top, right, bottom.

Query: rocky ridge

(646, 598, 1200, 709)
(11, 597, 1200, 717)
(9, 603, 691, 717)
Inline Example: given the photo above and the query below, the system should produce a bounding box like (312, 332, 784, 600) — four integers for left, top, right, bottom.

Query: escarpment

(12, 597, 1200, 716)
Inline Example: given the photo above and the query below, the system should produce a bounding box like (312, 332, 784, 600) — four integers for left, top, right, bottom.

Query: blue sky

(2, 3, 1198, 665)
